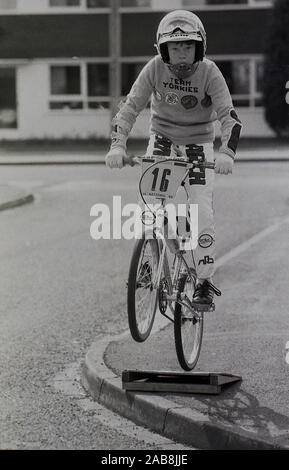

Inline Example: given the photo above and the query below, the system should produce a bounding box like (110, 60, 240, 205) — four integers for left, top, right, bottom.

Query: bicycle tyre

(127, 236, 159, 342)
(174, 272, 203, 371)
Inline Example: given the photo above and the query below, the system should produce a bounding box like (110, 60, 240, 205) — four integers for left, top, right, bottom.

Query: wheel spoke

(127, 238, 159, 342)
(174, 265, 203, 370)
(181, 312, 202, 363)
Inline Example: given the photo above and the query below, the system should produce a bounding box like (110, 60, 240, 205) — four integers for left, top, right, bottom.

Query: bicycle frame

(147, 196, 200, 323)
(126, 155, 215, 369)
(138, 156, 215, 321)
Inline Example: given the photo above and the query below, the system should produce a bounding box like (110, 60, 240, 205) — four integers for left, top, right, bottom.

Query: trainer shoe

(193, 280, 221, 305)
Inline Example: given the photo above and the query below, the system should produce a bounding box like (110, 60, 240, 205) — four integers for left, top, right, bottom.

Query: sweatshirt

(111, 55, 242, 159)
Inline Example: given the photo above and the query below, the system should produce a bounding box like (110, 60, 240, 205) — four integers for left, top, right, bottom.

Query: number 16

(151, 168, 172, 192)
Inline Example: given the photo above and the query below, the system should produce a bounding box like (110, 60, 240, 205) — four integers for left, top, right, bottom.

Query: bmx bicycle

(125, 154, 220, 371)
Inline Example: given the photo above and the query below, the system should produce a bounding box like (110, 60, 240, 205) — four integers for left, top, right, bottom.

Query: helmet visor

(158, 28, 203, 45)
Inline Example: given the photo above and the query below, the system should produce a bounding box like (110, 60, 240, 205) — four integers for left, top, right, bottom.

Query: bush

(263, 0, 289, 136)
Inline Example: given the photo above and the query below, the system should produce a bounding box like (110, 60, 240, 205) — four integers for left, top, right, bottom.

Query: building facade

(0, 0, 275, 140)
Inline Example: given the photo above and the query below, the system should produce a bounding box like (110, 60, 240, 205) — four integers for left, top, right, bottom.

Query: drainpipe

(109, 0, 121, 122)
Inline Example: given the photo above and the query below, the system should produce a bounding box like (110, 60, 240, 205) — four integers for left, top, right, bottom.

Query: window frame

(49, 0, 82, 7)
(48, 60, 111, 112)
(208, 54, 264, 108)
(0, 65, 17, 129)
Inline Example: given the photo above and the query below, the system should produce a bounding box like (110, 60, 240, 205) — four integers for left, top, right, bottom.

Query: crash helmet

(156, 10, 206, 76)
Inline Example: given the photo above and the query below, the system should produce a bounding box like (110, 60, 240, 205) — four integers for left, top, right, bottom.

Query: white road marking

(215, 215, 289, 268)
(153, 215, 289, 331)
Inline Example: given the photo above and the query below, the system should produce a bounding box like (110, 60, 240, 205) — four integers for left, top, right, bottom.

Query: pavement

(1, 142, 289, 451)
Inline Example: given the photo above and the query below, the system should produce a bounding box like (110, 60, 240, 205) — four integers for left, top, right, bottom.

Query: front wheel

(127, 236, 159, 342)
(174, 272, 203, 371)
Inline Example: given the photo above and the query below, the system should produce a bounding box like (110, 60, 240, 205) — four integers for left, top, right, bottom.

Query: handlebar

(123, 155, 140, 167)
(123, 155, 215, 170)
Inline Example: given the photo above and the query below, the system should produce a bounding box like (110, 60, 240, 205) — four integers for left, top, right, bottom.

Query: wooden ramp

(122, 370, 242, 395)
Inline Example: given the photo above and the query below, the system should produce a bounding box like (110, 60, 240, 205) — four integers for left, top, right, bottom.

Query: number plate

(140, 159, 188, 199)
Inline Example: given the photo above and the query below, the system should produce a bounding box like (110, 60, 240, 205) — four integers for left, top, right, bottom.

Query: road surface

(0, 160, 288, 449)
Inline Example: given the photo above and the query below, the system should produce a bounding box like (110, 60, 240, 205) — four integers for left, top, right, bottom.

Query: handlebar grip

(192, 161, 215, 170)
(123, 155, 140, 167)
(204, 162, 215, 169)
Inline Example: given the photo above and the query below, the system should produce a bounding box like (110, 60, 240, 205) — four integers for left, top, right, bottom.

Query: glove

(214, 153, 234, 175)
(105, 147, 126, 169)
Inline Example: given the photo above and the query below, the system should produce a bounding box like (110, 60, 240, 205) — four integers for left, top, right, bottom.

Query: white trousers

(143, 134, 216, 280)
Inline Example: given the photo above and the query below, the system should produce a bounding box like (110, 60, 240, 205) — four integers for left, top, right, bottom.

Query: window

(121, 0, 150, 6)
(87, 64, 109, 96)
(215, 58, 263, 107)
(49, 63, 110, 110)
(49, 0, 110, 6)
(254, 60, 264, 106)
(87, 0, 110, 6)
(217, 60, 249, 92)
(121, 62, 153, 107)
(256, 61, 264, 93)
(87, 63, 109, 108)
(49, 0, 80, 6)
(51, 66, 81, 95)
(216, 60, 250, 106)
(121, 63, 145, 95)
(0, 68, 17, 128)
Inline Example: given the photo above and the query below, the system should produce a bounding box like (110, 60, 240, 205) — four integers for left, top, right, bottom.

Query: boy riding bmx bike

(105, 9, 242, 306)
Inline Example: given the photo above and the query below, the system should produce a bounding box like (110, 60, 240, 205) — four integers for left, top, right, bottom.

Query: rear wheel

(127, 236, 159, 342)
(174, 271, 203, 371)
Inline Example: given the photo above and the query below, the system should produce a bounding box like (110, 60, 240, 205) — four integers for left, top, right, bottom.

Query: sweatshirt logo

(163, 78, 199, 93)
(165, 92, 179, 105)
(181, 95, 198, 109)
